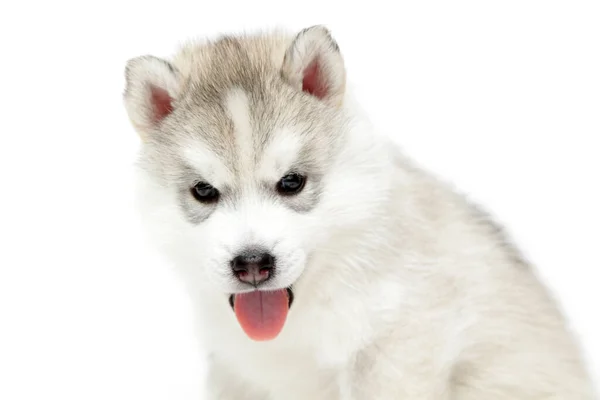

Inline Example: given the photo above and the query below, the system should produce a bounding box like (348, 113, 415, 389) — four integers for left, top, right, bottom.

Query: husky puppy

(123, 25, 596, 399)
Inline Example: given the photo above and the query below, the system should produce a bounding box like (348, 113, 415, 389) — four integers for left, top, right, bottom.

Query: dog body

(124, 27, 596, 399)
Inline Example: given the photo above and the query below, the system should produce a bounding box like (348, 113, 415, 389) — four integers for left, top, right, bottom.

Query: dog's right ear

(123, 56, 180, 140)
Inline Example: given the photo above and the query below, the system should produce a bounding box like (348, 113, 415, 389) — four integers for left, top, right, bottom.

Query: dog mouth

(229, 287, 293, 309)
(228, 288, 294, 341)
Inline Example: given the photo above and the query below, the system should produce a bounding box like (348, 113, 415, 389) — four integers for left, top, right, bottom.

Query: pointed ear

(123, 55, 180, 139)
(282, 25, 346, 107)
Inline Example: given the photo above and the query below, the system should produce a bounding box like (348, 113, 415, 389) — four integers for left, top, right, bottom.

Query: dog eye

(276, 173, 306, 195)
(191, 182, 219, 203)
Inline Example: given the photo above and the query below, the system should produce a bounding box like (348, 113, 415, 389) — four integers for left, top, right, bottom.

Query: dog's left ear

(123, 55, 181, 140)
(282, 25, 346, 107)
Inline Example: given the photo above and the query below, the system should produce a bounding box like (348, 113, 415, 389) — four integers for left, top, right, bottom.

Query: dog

(123, 25, 596, 399)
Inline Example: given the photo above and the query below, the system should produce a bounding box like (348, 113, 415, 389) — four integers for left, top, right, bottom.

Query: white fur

(182, 143, 234, 188)
(127, 27, 597, 400)
(224, 88, 254, 176)
(257, 131, 302, 181)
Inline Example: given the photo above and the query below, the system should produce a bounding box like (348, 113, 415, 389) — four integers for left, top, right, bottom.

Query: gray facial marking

(178, 186, 216, 224)
(273, 174, 324, 214)
(176, 165, 222, 224)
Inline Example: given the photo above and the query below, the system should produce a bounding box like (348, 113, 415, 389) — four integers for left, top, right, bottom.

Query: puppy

(123, 26, 596, 399)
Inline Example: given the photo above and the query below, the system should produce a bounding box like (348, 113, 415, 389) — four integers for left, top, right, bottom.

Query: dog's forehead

(157, 34, 343, 184)
(172, 85, 311, 185)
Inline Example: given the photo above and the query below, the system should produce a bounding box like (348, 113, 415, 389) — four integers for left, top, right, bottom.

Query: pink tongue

(234, 289, 289, 341)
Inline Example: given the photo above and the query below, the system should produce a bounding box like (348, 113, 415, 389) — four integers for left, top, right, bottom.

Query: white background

(0, 1, 598, 398)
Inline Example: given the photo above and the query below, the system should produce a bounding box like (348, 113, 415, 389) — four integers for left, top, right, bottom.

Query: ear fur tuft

(282, 25, 346, 106)
(123, 55, 180, 139)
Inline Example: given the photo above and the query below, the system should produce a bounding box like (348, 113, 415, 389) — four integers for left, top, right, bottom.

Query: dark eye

(276, 173, 306, 195)
(191, 182, 219, 203)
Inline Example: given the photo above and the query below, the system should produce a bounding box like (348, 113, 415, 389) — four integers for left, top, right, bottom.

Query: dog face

(124, 26, 389, 300)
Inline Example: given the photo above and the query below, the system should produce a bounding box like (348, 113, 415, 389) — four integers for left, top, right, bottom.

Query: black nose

(230, 251, 275, 286)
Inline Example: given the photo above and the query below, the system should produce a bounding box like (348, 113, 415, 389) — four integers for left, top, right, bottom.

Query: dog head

(124, 26, 391, 302)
